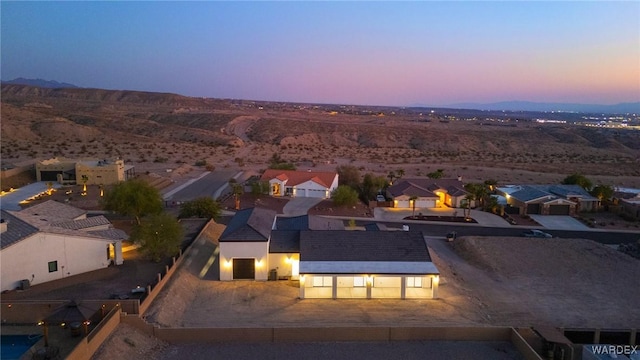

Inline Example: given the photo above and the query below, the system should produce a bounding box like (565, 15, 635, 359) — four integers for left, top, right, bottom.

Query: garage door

(395, 200, 410, 208)
(305, 189, 327, 198)
(233, 258, 255, 280)
(526, 203, 541, 214)
(549, 205, 570, 215)
(415, 200, 436, 208)
(40, 171, 61, 181)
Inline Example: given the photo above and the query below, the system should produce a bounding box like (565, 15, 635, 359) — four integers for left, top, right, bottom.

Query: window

(48, 261, 58, 273)
(353, 276, 366, 287)
(312, 276, 332, 287)
(406, 276, 422, 288)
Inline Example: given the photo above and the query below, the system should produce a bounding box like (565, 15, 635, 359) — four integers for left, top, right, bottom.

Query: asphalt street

(166, 170, 239, 202)
(374, 221, 640, 245)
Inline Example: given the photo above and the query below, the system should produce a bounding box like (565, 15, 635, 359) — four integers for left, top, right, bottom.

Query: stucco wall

(76, 160, 125, 185)
(219, 242, 269, 280)
(267, 253, 299, 279)
(1, 233, 112, 291)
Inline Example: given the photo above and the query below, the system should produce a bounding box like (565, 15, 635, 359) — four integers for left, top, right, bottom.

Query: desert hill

(1, 84, 639, 184)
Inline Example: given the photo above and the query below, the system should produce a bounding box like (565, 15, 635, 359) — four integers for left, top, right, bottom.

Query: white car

(376, 195, 386, 202)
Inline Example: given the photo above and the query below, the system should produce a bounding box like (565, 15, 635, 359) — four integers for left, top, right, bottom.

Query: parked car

(376, 194, 386, 202)
(522, 229, 553, 238)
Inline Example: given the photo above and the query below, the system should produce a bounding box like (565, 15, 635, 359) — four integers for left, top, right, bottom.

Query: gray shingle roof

(269, 230, 300, 253)
(219, 207, 276, 242)
(0, 210, 39, 250)
(300, 231, 431, 262)
(510, 186, 553, 202)
(276, 215, 344, 231)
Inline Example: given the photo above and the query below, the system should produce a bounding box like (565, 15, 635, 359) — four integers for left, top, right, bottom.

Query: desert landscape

(2, 84, 640, 190)
(2, 84, 640, 360)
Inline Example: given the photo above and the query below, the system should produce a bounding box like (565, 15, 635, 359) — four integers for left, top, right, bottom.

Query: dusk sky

(2, 1, 639, 107)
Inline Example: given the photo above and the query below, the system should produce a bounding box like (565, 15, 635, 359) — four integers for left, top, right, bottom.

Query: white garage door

(303, 189, 327, 198)
(395, 200, 410, 208)
(416, 200, 436, 208)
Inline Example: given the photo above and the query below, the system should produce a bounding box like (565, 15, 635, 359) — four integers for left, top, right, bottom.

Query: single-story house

(0, 200, 127, 292)
(496, 184, 598, 215)
(386, 178, 470, 209)
(615, 188, 640, 221)
(260, 169, 339, 198)
(219, 208, 440, 300)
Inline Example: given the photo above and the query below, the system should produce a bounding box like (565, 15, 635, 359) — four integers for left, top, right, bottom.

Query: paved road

(375, 221, 640, 245)
(529, 215, 590, 231)
(165, 170, 239, 202)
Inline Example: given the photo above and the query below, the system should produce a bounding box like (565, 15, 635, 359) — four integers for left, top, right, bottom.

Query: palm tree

(46, 181, 54, 195)
(397, 169, 405, 179)
(387, 171, 396, 185)
(410, 195, 418, 217)
(81, 175, 89, 193)
(462, 193, 475, 220)
(229, 178, 243, 210)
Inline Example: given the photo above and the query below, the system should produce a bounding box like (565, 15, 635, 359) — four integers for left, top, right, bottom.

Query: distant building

(386, 178, 470, 209)
(260, 169, 339, 198)
(36, 157, 135, 185)
(496, 184, 598, 215)
(0, 200, 127, 292)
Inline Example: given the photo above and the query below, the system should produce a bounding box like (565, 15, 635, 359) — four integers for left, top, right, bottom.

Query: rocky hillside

(2, 84, 639, 177)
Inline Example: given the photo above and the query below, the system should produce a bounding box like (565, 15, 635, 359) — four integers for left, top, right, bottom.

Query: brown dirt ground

(308, 199, 373, 218)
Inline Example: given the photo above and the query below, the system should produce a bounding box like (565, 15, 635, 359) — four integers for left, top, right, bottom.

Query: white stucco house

(260, 169, 339, 198)
(219, 207, 440, 300)
(0, 200, 127, 292)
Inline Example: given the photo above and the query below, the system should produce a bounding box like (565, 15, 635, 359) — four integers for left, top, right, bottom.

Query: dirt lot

(142, 233, 640, 330)
(91, 230, 640, 359)
(445, 236, 640, 328)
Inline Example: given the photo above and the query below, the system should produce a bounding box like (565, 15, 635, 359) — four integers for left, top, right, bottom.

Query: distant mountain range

(3, 78, 638, 114)
(1, 77, 79, 89)
(437, 101, 640, 114)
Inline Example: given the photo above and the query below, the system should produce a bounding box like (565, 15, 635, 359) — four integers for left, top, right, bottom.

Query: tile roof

(52, 216, 111, 230)
(299, 231, 431, 262)
(88, 228, 128, 240)
(387, 178, 467, 198)
(219, 207, 276, 242)
(2, 202, 126, 250)
(261, 169, 337, 189)
(20, 200, 86, 221)
(0, 210, 40, 250)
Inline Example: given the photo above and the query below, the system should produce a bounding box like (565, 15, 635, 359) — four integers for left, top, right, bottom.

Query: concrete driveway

(282, 197, 324, 216)
(373, 207, 510, 227)
(528, 215, 590, 231)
